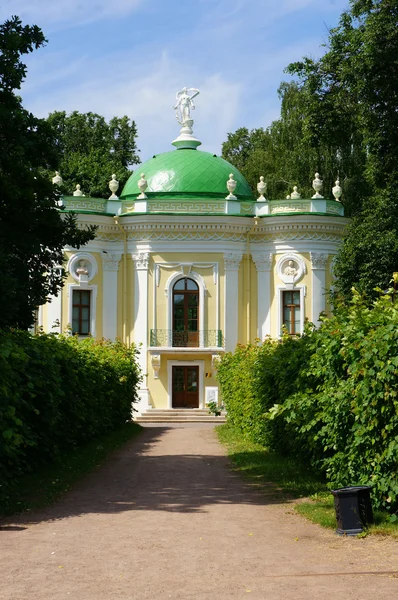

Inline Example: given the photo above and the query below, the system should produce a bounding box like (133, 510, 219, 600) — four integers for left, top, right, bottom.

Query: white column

(101, 253, 121, 340)
(224, 252, 242, 352)
(252, 253, 273, 340)
(132, 252, 150, 414)
(47, 292, 62, 333)
(310, 252, 328, 325)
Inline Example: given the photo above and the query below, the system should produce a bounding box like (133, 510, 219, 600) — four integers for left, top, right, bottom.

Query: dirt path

(1, 423, 397, 600)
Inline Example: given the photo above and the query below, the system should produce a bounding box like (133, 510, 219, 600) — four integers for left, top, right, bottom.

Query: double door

(172, 366, 199, 408)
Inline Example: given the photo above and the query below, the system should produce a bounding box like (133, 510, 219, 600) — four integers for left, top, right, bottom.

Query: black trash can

(331, 486, 374, 535)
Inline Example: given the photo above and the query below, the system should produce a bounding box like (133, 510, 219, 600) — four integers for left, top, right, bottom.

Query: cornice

(75, 213, 349, 244)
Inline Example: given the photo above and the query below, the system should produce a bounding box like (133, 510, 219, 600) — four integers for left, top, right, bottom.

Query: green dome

(120, 149, 254, 201)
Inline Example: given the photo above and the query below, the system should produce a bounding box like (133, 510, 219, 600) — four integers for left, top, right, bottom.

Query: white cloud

(22, 50, 242, 162)
(0, 0, 143, 27)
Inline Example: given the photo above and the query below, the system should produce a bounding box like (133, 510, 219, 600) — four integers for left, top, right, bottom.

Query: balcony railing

(150, 329, 224, 348)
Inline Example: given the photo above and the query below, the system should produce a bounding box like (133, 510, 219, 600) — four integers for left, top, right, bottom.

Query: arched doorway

(172, 277, 199, 347)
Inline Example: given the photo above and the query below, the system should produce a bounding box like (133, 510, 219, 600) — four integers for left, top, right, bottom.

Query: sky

(1, 0, 349, 163)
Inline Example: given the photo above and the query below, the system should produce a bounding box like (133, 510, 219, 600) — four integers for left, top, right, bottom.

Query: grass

(0, 421, 142, 518)
(217, 423, 398, 538)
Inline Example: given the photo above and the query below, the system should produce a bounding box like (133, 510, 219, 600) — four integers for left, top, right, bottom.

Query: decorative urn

(312, 173, 323, 198)
(52, 171, 63, 186)
(332, 178, 342, 202)
(137, 173, 148, 199)
(226, 173, 237, 200)
(291, 186, 301, 199)
(257, 176, 267, 201)
(73, 184, 83, 197)
(109, 174, 119, 199)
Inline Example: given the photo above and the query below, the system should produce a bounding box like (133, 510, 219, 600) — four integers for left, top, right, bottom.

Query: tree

(333, 188, 398, 300)
(286, 0, 398, 297)
(222, 83, 349, 201)
(287, 0, 398, 194)
(0, 16, 96, 329)
(45, 111, 140, 198)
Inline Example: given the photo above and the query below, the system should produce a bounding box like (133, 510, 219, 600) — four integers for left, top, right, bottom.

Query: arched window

(172, 277, 199, 347)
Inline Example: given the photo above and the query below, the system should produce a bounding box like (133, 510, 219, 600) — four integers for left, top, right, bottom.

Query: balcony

(150, 329, 224, 349)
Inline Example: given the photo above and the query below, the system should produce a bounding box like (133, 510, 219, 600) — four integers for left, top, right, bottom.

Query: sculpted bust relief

(284, 260, 298, 276)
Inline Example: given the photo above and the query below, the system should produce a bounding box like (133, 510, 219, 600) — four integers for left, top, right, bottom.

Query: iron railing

(150, 329, 224, 348)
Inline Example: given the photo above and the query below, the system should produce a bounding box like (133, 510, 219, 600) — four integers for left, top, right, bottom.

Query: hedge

(0, 331, 141, 498)
(217, 292, 398, 514)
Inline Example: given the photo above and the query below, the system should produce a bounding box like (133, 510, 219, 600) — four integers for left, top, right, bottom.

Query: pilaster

(252, 252, 273, 340)
(101, 253, 121, 340)
(224, 252, 242, 351)
(310, 252, 328, 325)
(132, 252, 150, 413)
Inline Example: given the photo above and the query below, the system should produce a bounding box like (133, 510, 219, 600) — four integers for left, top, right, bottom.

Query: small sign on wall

(205, 386, 218, 405)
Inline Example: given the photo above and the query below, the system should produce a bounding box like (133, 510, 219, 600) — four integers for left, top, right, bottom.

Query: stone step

(134, 409, 226, 423)
(135, 415, 226, 423)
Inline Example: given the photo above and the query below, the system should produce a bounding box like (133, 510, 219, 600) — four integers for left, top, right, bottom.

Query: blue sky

(2, 0, 349, 163)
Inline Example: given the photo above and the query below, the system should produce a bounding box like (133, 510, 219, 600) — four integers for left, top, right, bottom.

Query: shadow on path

(4, 425, 289, 526)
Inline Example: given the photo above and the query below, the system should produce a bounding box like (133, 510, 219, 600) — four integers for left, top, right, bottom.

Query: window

(72, 290, 91, 335)
(172, 278, 199, 346)
(283, 290, 301, 335)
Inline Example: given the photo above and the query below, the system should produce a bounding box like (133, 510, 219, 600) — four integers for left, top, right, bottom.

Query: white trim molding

(276, 284, 306, 337)
(67, 283, 97, 337)
(276, 253, 306, 289)
(167, 360, 205, 409)
(164, 271, 207, 337)
(67, 252, 98, 283)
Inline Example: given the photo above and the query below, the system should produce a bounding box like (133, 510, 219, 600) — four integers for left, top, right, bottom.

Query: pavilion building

(39, 90, 349, 416)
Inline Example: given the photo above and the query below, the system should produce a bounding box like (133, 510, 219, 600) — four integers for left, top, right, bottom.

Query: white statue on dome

(173, 87, 200, 126)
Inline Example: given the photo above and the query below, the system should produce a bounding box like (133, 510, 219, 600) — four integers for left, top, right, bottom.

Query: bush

(218, 292, 398, 513)
(0, 331, 141, 498)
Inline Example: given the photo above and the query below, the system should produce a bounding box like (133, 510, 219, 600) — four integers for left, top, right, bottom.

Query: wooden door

(172, 366, 199, 408)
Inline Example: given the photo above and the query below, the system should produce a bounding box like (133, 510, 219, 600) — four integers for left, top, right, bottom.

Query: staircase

(134, 408, 227, 423)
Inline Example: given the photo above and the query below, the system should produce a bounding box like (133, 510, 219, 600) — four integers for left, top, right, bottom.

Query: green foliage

(45, 110, 140, 197)
(0, 17, 96, 329)
(287, 0, 398, 191)
(207, 400, 224, 416)
(218, 293, 398, 513)
(222, 82, 366, 211)
(0, 330, 141, 501)
(217, 333, 313, 450)
(217, 424, 327, 500)
(333, 187, 398, 299)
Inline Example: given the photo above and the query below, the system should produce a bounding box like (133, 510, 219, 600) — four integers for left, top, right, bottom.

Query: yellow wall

(147, 352, 216, 408)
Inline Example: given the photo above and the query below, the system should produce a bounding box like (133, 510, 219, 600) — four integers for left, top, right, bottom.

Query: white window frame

(68, 284, 97, 337)
(167, 360, 205, 409)
(165, 272, 207, 346)
(276, 285, 306, 337)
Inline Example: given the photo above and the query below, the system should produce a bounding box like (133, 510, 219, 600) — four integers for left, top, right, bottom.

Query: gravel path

(1, 423, 397, 600)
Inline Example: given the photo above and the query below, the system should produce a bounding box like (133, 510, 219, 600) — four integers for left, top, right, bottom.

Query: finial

(226, 173, 237, 200)
(312, 172, 323, 199)
(73, 184, 83, 197)
(257, 176, 267, 201)
(108, 174, 119, 199)
(286, 194, 291, 200)
(52, 171, 63, 186)
(137, 173, 148, 199)
(291, 185, 301, 199)
(332, 178, 342, 202)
